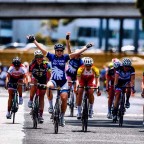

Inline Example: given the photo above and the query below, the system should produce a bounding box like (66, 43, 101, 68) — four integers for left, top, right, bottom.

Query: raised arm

(66, 32, 71, 54)
(27, 35, 47, 56)
(69, 43, 93, 59)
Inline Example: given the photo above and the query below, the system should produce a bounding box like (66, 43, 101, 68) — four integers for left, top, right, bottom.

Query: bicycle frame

(29, 83, 46, 129)
(49, 87, 69, 134)
(78, 86, 99, 132)
(9, 82, 25, 124)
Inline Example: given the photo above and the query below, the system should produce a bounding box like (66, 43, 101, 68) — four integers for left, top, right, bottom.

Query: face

(85, 65, 92, 71)
(35, 55, 43, 64)
(123, 66, 130, 71)
(55, 49, 64, 57)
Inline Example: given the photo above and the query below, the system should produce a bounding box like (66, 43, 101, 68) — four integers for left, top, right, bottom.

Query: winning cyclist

(5, 57, 28, 119)
(113, 57, 135, 121)
(65, 32, 83, 105)
(76, 57, 101, 119)
(27, 35, 93, 127)
(106, 58, 121, 119)
(28, 50, 51, 123)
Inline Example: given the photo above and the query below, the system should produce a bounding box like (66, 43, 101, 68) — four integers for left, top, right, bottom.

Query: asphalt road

(0, 87, 143, 144)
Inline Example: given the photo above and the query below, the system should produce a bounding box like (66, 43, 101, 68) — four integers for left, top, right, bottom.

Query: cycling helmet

(54, 43, 65, 50)
(12, 56, 21, 67)
(34, 50, 43, 58)
(82, 57, 93, 66)
(113, 61, 121, 68)
(112, 58, 119, 63)
(108, 62, 113, 68)
(122, 58, 132, 66)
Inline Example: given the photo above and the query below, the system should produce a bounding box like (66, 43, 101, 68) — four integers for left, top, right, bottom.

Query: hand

(86, 43, 93, 49)
(5, 84, 8, 90)
(27, 35, 35, 43)
(97, 91, 101, 96)
(66, 32, 70, 40)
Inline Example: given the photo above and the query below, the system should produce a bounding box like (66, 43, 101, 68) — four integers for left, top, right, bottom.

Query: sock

(49, 100, 53, 108)
(77, 106, 81, 114)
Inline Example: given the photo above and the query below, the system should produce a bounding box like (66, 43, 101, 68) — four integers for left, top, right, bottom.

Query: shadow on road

(66, 119, 143, 129)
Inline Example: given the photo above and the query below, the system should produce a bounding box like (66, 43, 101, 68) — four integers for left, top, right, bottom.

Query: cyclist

(76, 57, 101, 119)
(106, 58, 121, 119)
(65, 32, 83, 105)
(27, 35, 93, 127)
(28, 50, 51, 123)
(5, 57, 28, 119)
(113, 57, 135, 121)
(141, 72, 144, 98)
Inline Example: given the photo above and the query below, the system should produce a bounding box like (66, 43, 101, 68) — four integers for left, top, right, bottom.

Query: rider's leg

(76, 87, 83, 119)
(88, 89, 94, 118)
(17, 80, 23, 105)
(125, 86, 131, 108)
(113, 90, 121, 120)
(46, 81, 54, 113)
(107, 87, 115, 118)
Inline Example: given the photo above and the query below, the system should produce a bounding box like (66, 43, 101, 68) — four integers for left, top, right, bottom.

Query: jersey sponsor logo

(52, 66, 63, 80)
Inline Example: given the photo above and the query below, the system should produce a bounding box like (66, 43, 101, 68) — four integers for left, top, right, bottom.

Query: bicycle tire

(82, 97, 88, 132)
(33, 112, 38, 129)
(53, 102, 60, 134)
(12, 112, 15, 124)
(70, 91, 74, 117)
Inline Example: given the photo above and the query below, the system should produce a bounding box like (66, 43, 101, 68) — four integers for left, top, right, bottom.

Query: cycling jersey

(77, 65, 99, 86)
(7, 65, 26, 83)
(46, 52, 70, 87)
(66, 58, 83, 81)
(116, 66, 135, 87)
(29, 59, 51, 84)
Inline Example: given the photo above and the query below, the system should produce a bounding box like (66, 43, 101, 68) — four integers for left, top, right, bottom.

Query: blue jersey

(66, 58, 83, 77)
(46, 52, 70, 81)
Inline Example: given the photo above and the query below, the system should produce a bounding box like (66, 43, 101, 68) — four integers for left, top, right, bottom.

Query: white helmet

(113, 61, 121, 68)
(34, 50, 43, 58)
(82, 57, 93, 66)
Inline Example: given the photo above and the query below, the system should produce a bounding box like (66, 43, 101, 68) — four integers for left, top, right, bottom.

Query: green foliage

(62, 19, 75, 25)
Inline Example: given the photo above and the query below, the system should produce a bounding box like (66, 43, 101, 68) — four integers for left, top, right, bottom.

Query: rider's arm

(69, 43, 93, 59)
(5, 73, 10, 89)
(105, 70, 110, 91)
(114, 73, 119, 87)
(66, 32, 71, 54)
(130, 74, 135, 88)
(27, 35, 47, 56)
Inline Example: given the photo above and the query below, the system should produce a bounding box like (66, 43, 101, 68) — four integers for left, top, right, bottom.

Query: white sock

(77, 106, 82, 114)
(89, 104, 93, 110)
(49, 100, 53, 108)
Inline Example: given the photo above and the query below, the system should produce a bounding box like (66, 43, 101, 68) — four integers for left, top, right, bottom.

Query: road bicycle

(77, 86, 99, 132)
(49, 87, 69, 134)
(29, 83, 46, 129)
(114, 86, 134, 126)
(68, 81, 76, 117)
(8, 83, 25, 124)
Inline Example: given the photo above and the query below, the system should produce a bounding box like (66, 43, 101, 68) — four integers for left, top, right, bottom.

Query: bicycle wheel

(12, 112, 15, 124)
(82, 97, 88, 132)
(54, 117, 59, 134)
(69, 91, 74, 117)
(33, 111, 38, 129)
(143, 105, 144, 126)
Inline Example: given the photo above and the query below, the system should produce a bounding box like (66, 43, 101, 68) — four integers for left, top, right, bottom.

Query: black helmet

(12, 57, 21, 67)
(54, 43, 65, 50)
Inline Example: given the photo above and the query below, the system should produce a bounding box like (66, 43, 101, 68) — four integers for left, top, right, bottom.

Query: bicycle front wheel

(12, 112, 15, 124)
(54, 118, 59, 134)
(82, 119, 88, 132)
(33, 112, 38, 129)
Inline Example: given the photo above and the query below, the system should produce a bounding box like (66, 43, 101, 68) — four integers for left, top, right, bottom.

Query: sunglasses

(56, 50, 63, 52)
(35, 55, 43, 58)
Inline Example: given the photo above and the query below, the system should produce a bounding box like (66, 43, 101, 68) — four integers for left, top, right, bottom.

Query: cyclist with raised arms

(76, 57, 101, 119)
(28, 50, 51, 123)
(65, 32, 84, 105)
(5, 57, 28, 119)
(106, 58, 121, 119)
(27, 35, 93, 127)
(113, 57, 135, 121)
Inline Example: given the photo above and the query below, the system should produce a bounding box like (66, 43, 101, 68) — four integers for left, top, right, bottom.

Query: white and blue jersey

(46, 52, 70, 87)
